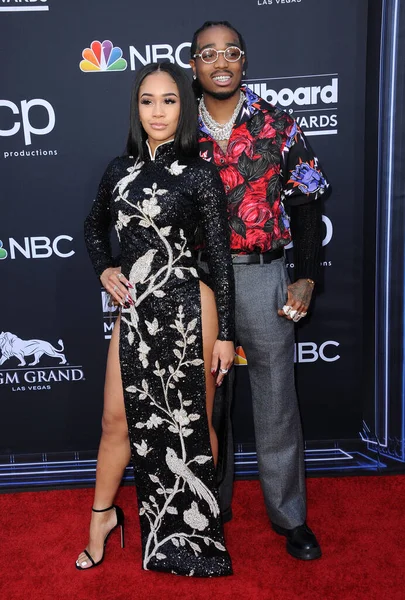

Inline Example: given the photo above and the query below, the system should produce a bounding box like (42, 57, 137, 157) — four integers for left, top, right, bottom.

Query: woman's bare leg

(76, 315, 130, 568)
(200, 281, 219, 466)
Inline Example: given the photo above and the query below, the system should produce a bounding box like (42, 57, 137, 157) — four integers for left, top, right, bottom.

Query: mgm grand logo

(0, 331, 85, 392)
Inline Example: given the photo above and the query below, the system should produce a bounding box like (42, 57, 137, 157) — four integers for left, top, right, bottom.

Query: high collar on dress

(145, 139, 175, 162)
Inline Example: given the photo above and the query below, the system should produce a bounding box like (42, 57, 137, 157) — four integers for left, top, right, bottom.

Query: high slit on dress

(84, 141, 235, 577)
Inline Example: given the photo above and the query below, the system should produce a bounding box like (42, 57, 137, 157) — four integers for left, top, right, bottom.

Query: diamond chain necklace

(199, 91, 245, 142)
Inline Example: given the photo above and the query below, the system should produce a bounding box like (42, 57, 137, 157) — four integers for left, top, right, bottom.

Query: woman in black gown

(76, 63, 235, 577)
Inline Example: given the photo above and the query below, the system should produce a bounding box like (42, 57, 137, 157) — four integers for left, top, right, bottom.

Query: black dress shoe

(271, 522, 322, 560)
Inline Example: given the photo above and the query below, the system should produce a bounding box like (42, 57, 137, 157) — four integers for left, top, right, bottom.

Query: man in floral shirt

(190, 21, 330, 560)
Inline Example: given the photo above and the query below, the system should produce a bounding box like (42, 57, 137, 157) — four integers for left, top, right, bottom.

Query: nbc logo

(233, 342, 340, 365)
(234, 346, 247, 366)
(0, 241, 7, 260)
(80, 40, 127, 72)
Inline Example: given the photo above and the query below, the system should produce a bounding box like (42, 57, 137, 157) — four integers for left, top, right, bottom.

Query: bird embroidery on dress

(113, 160, 144, 199)
(165, 161, 187, 176)
(129, 249, 158, 286)
(165, 447, 219, 517)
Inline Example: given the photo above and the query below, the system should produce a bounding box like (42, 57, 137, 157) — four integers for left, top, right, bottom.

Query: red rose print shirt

(198, 86, 330, 254)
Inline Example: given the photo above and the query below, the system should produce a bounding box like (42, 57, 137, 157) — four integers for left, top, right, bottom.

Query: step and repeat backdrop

(1, 0, 401, 487)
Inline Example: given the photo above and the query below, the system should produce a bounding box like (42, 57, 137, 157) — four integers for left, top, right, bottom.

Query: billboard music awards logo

(0, 98, 57, 159)
(101, 289, 119, 339)
(0, 235, 74, 259)
(79, 40, 191, 72)
(0, 0, 50, 12)
(244, 75, 338, 136)
(0, 332, 85, 392)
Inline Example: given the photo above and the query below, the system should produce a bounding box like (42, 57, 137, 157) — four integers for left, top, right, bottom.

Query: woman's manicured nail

(127, 283, 134, 289)
(211, 370, 216, 377)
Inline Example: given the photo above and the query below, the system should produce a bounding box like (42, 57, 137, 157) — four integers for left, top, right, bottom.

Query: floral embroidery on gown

(84, 141, 234, 577)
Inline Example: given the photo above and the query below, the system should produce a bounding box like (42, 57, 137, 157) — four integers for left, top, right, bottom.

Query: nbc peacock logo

(234, 346, 247, 366)
(0, 241, 8, 260)
(80, 40, 127, 72)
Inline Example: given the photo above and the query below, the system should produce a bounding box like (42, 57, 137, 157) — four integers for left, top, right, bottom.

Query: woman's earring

(242, 71, 246, 76)
(193, 75, 197, 80)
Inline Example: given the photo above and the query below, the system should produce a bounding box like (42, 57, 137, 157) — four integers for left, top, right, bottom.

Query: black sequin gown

(84, 141, 234, 577)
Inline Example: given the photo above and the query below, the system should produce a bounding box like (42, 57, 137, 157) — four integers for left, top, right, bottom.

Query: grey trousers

(221, 257, 306, 529)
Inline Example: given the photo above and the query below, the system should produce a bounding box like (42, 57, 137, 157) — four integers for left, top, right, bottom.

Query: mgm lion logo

(0, 332, 67, 367)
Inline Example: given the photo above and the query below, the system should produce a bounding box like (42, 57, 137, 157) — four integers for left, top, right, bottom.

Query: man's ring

(220, 368, 229, 374)
(293, 312, 308, 322)
(283, 305, 292, 316)
(289, 309, 298, 319)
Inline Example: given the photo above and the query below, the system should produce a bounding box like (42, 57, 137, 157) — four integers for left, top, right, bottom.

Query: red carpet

(1, 477, 404, 600)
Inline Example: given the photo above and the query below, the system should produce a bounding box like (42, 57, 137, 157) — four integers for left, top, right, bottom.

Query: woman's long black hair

(126, 62, 199, 160)
(190, 20, 247, 99)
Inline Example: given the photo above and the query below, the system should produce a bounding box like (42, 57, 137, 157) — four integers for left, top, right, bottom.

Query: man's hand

(277, 278, 314, 322)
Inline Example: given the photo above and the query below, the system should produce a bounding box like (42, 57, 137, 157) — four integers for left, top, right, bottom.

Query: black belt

(196, 248, 284, 265)
(231, 249, 284, 264)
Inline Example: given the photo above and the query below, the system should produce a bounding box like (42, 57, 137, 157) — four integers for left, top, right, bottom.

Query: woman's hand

(211, 340, 235, 387)
(100, 267, 133, 307)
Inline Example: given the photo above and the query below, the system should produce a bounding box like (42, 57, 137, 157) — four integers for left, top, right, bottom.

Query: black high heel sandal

(76, 504, 125, 570)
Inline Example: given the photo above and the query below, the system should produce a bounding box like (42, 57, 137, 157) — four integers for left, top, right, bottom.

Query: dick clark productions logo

(80, 40, 127, 72)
